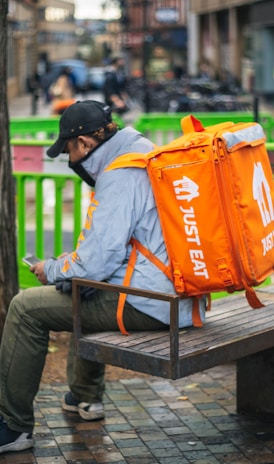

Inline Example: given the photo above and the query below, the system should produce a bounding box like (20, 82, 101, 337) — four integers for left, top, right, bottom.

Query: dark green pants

(0, 285, 166, 433)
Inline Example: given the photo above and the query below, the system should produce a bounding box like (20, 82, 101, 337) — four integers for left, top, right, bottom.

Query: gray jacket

(45, 127, 206, 327)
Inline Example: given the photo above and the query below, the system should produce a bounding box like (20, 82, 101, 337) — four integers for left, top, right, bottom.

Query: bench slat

(73, 279, 274, 379)
(135, 305, 274, 355)
(80, 305, 274, 356)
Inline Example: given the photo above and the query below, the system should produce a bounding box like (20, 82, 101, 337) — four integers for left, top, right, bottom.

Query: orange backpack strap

(131, 239, 207, 328)
(117, 238, 173, 335)
(116, 243, 138, 335)
(245, 285, 265, 309)
(130, 238, 173, 281)
(117, 238, 206, 334)
(105, 153, 148, 171)
(192, 296, 203, 328)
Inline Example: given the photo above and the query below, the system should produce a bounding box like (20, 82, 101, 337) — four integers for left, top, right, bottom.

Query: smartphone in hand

(22, 255, 41, 266)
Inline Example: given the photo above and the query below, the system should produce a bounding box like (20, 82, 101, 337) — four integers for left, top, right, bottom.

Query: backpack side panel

(215, 123, 274, 286)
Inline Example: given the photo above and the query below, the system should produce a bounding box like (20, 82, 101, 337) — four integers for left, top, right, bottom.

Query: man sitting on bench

(0, 100, 206, 454)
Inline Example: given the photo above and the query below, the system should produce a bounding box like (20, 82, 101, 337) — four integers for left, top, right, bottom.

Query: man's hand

(30, 261, 48, 285)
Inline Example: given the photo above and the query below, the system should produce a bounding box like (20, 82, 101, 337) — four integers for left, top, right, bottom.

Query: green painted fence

(10, 113, 125, 141)
(134, 112, 274, 144)
(15, 172, 85, 288)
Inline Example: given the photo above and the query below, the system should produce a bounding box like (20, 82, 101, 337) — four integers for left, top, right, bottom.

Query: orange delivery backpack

(106, 115, 274, 334)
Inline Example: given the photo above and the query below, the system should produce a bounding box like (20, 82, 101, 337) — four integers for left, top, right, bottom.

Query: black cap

(47, 100, 112, 158)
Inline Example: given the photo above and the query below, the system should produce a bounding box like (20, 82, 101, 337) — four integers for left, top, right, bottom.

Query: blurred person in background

(49, 66, 76, 115)
(103, 56, 130, 114)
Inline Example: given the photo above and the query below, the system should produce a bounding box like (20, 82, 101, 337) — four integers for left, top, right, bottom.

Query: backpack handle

(181, 115, 205, 134)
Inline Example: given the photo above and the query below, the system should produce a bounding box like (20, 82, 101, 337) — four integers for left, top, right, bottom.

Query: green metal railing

(15, 172, 85, 288)
(10, 113, 125, 141)
(134, 112, 274, 144)
(10, 112, 274, 145)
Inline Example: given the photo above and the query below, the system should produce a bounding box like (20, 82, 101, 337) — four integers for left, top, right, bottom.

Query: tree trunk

(0, 0, 19, 339)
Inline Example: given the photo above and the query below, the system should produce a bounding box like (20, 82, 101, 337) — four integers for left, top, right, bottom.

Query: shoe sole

(79, 408, 105, 421)
(0, 437, 35, 454)
(61, 398, 78, 413)
(62, 398, 105, 421)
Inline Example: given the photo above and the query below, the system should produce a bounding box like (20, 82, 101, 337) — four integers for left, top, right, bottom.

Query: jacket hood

(76, 127, 153, 185)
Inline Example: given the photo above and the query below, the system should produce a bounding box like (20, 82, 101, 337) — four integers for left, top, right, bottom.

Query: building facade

(189, 0, 274, 98)
(250, 0, 274, 97)
(7, 0, 38, 98)
(37, 0, 76, 65)
(8, 0, 274, 102)
(7, 0, 77, 100)
(117, 0, 188, 80)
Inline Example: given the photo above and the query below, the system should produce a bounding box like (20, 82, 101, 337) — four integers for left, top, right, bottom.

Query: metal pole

(253, 94, 259, 122)
(142, 0, 150, 112)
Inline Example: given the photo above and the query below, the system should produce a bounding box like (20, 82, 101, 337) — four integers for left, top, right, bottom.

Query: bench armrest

(72, 278, 180, 362)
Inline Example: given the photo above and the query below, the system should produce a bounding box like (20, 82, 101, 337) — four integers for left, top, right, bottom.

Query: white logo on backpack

(253, 161, 274, 227)
(253, 162, 274, 256)
(173, 176, 199, 202)
(173, 177, 209, 279)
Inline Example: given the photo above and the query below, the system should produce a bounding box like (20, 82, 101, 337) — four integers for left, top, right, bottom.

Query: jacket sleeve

(44, 170, 140, 284)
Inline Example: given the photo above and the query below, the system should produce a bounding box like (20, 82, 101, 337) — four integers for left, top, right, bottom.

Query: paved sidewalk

(9, 93, 52, 118)
(8, 91, 105, 118)
(8, 91, 274, 119)
(1, 363, 274, 463)
(8, 92, 142, 124)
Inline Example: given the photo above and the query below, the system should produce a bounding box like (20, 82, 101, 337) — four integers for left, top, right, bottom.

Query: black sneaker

(62, 391, 105, 421)
(0, 416, 34, 454)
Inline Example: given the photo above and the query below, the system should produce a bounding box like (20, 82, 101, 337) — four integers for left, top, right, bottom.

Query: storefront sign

(155, 8, 179, 24)
(118, 32, 143, 48)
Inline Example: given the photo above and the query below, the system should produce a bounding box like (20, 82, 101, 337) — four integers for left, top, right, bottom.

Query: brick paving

(1, 363, 274, 463)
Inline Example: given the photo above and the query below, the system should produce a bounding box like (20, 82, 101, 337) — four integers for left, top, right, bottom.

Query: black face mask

(69, 151, 95, 187)
(68, 128, 118, 186)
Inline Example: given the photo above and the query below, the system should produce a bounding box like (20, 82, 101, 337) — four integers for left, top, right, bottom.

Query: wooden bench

(72, 278, 274, 417)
